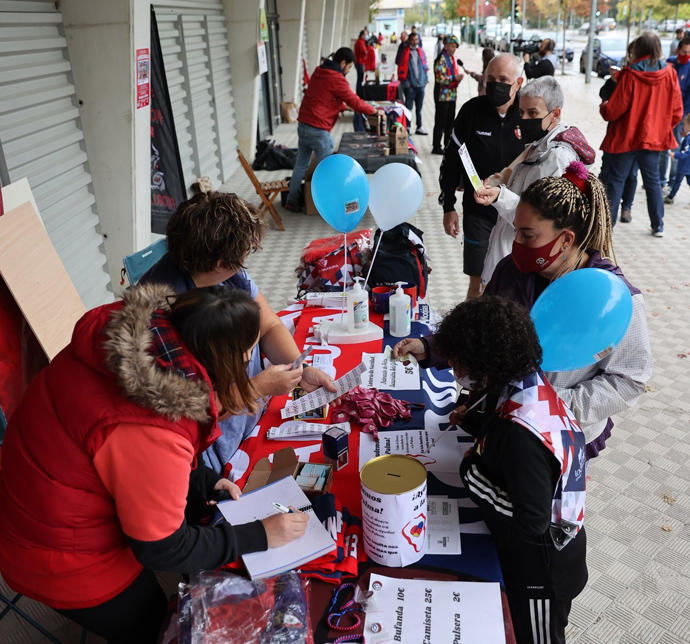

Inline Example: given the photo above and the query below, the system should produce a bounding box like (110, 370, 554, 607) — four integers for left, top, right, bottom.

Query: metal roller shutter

(0, 0, 112, 309)
(299, 8, 308, 103)
(154, 0, 239, 190)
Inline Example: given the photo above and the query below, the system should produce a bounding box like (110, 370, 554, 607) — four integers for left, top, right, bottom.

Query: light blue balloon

(311, 154, 369, 233)
(531, 268, 633, 372)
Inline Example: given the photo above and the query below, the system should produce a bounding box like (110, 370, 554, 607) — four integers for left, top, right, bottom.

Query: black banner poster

(150, 7, 187, 234)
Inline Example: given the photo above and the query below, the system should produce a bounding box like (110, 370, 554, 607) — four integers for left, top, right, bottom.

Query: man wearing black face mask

(474, 77, 596, 287)
(439, 54, 524, 299)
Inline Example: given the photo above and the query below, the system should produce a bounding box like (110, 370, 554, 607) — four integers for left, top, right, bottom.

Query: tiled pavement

(1, 44, 688, 643)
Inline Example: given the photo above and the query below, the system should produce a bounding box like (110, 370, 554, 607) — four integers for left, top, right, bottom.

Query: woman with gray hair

(474, 76, 596, 287)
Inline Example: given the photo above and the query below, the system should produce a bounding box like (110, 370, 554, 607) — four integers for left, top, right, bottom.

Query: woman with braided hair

(484, 161, 652, 459)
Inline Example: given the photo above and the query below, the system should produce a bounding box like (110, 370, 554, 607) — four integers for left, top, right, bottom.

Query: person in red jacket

(600, 31, 683, 236)
(0, 284, 308, 642)
(285, 47, 380, 211)
(354, 30, 367, 95)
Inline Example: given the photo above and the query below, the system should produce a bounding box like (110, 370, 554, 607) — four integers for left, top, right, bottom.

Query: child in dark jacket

(665, 113, 690, 204)
(393, 296, 587, 644)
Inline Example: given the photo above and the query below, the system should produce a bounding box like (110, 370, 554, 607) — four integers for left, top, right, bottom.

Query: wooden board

(0, 201, 85, 360)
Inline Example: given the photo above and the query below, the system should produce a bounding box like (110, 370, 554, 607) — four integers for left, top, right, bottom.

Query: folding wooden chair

(237, 148, 287, 231)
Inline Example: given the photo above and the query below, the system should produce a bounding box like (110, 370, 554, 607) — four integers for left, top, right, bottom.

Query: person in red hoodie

(354, 30, 367, 95)
(285, 47, 380, 211)
(0, 284, 308, 642)
(600, 31, 683, 236)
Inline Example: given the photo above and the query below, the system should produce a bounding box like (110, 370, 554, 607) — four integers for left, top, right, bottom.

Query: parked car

(513, 32, 574, 62)
(601, 18, 616, 31)
(579, 36, 627, 77)
(659, 18, 686, 32)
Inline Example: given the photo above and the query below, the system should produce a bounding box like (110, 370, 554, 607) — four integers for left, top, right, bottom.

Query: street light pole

(475, 0, 479, 48)
(585, 0, 597, 84)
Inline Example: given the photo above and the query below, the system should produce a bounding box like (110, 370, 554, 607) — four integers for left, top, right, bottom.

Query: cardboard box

(304, 180, 318, 216)
(243, 447, 300, 493)
(389, 124, 408, 155)
(280, 101, 298, 123)
(295, 462, 334, 497)
(367, 112, 385, 135)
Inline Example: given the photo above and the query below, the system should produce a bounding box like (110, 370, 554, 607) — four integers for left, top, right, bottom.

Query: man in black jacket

(439, 53, 524, 299)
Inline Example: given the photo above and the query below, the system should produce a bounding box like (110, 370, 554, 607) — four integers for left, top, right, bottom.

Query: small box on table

(323, 425, 349, 471)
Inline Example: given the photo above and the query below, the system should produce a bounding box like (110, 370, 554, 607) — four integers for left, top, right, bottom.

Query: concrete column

(60, 0, 151, 293)
(322, 0, 336, 56)
(222, 0, 263, 158)
(304, 0, 325, 72)
(276, 0, 306, 103)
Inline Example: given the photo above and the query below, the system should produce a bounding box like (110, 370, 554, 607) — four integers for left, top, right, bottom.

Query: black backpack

(367, 223, 430, 298)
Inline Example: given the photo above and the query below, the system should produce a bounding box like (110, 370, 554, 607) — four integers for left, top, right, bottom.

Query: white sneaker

(652, 229, 664, 238)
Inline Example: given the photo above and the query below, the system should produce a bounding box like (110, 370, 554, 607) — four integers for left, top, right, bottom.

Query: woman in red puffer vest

(0, 284, 307, 642)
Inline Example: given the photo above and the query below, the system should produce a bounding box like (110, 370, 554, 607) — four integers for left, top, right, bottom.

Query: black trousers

(57, 570, 167, 644)
(498, 529, 587, 644)
(433, 100, 456, 150)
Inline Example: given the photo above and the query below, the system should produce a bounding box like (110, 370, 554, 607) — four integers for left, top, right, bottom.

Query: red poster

(136, 47, 150, 109)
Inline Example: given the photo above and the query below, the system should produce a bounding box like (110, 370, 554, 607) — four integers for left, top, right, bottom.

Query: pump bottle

(347, 277, 369, 331)
(389, 281, 411, 337)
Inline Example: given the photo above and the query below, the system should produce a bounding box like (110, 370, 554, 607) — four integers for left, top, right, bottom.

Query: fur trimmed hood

(72, 283, 212, 424)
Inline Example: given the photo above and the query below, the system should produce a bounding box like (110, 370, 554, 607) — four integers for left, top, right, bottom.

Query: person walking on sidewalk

(660, 37, 690, 193)
(396, 31, 429, 135)
(432, 34, 463, 154)
(599, 31, 683, 236)
(465, 47, 495, 96)
(285, 48, 380, 211)
(439, 53, 524, 299)
(665, 114, 690, 204)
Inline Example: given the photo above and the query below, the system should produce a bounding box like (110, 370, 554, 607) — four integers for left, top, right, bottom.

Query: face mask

(485, 81, 513, 107)
(678, 54, 690, 64)
(519, 111, 553, 144)
(511, 231, 566, 273)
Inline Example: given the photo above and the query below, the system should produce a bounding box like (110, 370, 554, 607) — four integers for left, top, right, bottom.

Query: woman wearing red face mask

(483, 161, 652, 459)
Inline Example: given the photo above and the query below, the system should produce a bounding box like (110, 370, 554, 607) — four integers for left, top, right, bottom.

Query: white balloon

(368, 163, 424, 231)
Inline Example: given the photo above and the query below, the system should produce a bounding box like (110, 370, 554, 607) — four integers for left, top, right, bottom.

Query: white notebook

(218, 476, 336, 580)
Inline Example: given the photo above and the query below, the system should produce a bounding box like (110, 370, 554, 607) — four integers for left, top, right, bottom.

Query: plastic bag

(178, 570, 313, 644)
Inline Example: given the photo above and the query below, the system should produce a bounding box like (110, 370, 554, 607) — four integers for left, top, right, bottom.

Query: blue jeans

(404, 84, 425, 129)
(287, 122, 334, 204)
(668, 172, 690, 199)
(659, 122, 682, 186)
(605, 150, 664, 231)
(600, 153, 637, 210)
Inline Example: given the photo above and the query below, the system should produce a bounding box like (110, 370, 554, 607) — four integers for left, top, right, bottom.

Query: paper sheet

(310, 352, 335, 378)
(217, 476, 335, 579)
(359, 346, 420, 390)
(458, 143, 484, 192)
(427, 496, 461, 555)
(363, 573, 505, 644)
(281, 362, 366, 419)
(266, 420, 350, 441)
(359, 428, 464, 475)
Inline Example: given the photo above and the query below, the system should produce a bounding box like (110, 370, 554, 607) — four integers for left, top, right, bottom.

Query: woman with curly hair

(140, 187, 336, 473)
(393, 296, 588, 644)
(484, 162, 652, 460)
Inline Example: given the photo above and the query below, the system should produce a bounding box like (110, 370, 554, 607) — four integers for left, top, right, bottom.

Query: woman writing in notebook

(0, 284, 307, 642)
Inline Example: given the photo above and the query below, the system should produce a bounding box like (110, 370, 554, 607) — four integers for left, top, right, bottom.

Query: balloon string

(363, 233, 383, 291)
(341, 231, 347, 323)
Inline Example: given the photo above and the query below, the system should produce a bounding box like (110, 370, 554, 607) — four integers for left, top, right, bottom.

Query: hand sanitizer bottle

(389, 281, 411, 337)
(347, 277, 369, 331)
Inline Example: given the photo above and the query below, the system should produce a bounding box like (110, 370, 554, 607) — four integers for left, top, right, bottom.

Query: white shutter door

(0, 0, 112, 308)
(154, 1, 239, 189)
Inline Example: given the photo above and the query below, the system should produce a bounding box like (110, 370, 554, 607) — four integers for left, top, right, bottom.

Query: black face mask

(485, 81, 513, 107)
(519, 112, 553, 143)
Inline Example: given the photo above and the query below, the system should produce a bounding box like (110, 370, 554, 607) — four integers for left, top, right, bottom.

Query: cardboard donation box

(389, 124, 408, 155)
(243, 447, 300, 493)
(280, 101, 298, 123)
(367, 112, 386, 135)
